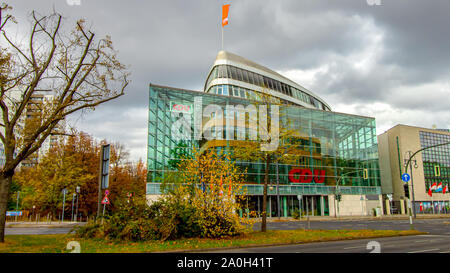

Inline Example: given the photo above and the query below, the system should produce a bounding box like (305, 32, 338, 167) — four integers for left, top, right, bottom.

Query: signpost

(97, 144, 110, 220)
(401, 173, 410, 182)
(101, 190, 110, 224)
(15, 191, 20, 222)
(6, 211, 22, 217)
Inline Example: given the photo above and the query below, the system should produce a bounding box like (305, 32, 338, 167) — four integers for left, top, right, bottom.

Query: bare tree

(0, 5, 129, 242)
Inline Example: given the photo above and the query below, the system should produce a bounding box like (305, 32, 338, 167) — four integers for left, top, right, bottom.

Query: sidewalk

(259, 214, 450, 222)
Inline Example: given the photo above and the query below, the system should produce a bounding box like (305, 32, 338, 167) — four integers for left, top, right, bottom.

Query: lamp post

(75, 186, 80, 222)
(71, 193, 76, 222)
(404, 151, 418, 218)
(61, 188, 67, 223)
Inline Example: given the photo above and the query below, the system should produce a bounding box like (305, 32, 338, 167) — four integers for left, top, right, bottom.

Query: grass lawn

(0, 229, 424, 253)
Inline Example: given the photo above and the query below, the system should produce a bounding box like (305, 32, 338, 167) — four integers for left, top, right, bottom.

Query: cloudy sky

(7, 0, 450, 162)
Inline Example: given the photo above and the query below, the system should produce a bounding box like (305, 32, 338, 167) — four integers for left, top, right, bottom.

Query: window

(263, 77, 269, 88)
(231, 66, 238, 80)
(237, 68, 243, 81)
(276, 81, 282, 93)
(240, 88, 246, 98)
(257, 74, 264, 87)
(217, 85, 222, 95)
(242, 70, 249, 83)
(226, 66, 232, 79)
(222, 85, 229, 96)
(232, 86, 239, 97)
(268, 79, 274, 90)
(248, 71, 255, 85)
(217, 65, 224, 78)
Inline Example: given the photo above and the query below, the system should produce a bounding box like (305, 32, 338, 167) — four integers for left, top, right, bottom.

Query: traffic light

(434, 165, 441, 177)
(363, 168, 368, 180)
(335, 193, 342, 202)
(403, 184, 410, 199)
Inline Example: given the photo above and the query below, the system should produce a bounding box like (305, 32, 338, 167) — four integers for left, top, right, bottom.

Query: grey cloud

(7, 0, 450, 160)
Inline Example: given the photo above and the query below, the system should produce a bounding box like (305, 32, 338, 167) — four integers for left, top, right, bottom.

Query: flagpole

(222, 26, 224, 50)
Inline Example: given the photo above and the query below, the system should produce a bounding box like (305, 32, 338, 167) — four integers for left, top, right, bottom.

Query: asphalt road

(206, 234, 450, 253)
(253, 218, 450, 235)
(5, 227, 74, 235)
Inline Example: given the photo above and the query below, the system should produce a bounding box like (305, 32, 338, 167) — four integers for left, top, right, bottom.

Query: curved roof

(205, 51, 331, 110)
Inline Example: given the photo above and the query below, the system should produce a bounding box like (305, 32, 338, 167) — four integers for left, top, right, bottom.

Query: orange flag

(222, 4, 230, 27)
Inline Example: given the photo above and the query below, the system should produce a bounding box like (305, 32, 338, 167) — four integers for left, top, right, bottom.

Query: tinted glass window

(242, 70, 249, 82)
(240, 88, 246, 98)
(223, 85, 229, 96)
(268, 79, 274, 90)
(217, 85, 222, 95)
(257, 75, 264, 87)
(231, 66, 238, 80)
(226, 66, 232, 79)
(237, 68, 243, 81)
(263, 77, 269, 88)
(248, 71, 255, 85)
(276, 81, 282, 93)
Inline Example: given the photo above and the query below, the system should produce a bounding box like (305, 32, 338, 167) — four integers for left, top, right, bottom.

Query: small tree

(171, 148, 252, 238)
(0, 5, 129, 242)
(232, 89, 296, 232)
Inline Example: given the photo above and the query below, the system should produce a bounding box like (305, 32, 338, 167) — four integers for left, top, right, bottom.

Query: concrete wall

(146, 194, 162, 206)
(328, 194, 383, 217)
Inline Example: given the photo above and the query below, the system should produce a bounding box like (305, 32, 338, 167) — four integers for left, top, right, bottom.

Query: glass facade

(205, 64, 330, 111)
(419, 131, 450, 193)
(147, 85, 381, 202)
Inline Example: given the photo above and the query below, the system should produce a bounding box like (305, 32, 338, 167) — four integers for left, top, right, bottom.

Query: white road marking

(343, 246, 365, 250)
(407, 248, 440, 253)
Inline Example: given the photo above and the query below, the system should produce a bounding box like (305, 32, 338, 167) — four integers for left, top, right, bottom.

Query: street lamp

(61, 188, 67, 223)
(404, 151, 418, 218)
(335, 168, 368, 218)
(75, 186, 80, 222)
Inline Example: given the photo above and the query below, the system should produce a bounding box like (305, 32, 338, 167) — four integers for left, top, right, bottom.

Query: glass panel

(242, 70, 249, 83)
(231, 66, 238, 80)
(222, 85, 229, 96)
(237, 68, 243, 81)
(248, 71, 255, 85)
(226, 66, 232, 79)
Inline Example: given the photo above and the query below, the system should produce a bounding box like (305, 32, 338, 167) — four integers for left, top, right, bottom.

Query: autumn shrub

(75, 149, 254, 241)
(291, 208, 300, 220)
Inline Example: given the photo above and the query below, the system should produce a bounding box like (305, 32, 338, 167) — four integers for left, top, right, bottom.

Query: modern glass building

(147, 51, 382, 217)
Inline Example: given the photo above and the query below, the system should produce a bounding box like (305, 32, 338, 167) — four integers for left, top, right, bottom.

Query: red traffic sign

(101, 196, 110, 205)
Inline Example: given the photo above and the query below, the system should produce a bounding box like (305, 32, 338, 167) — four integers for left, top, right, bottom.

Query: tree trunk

(0, 173, 13, 243)
(261, 154, 270, 232)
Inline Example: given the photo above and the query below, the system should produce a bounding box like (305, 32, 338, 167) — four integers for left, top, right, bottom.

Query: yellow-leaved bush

(169, 148, 254, 238)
